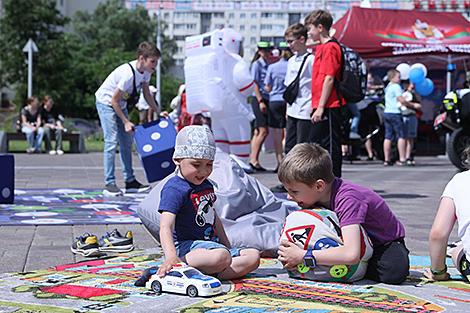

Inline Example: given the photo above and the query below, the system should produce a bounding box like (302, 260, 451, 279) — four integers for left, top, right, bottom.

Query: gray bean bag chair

(137, 151, 295, 257)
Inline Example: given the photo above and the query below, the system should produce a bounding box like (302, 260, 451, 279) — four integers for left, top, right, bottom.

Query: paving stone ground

(0, 150, 461, 273)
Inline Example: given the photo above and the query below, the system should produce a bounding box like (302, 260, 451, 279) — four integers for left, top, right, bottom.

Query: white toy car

(145, 263, 222, 297)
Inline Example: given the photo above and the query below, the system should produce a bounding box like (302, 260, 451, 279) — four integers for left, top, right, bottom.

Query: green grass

(8, 140, 105, 152)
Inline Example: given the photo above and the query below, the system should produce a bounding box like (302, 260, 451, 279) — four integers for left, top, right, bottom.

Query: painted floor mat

(0, 251, 468, 312)
(0, 189, 146, 225)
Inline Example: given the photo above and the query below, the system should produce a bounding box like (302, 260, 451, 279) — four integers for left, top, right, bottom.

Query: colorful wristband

(430, 265, 447, 276)
(258, 99, 263, 103)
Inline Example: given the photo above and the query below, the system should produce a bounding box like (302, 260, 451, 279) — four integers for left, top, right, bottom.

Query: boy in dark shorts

(157, 126, 260, 280)
(277, 143, 410, 284)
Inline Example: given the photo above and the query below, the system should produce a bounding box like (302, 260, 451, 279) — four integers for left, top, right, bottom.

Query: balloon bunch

(396, 63, 434, 96)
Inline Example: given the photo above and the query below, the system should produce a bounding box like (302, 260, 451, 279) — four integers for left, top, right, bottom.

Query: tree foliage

(0, 0, 179, 119)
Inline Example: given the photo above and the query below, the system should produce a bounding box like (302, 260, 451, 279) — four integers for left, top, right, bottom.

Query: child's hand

(157, 257, 182, 278)
(277, 240, 305, 271)
(424, 268, 450, 281)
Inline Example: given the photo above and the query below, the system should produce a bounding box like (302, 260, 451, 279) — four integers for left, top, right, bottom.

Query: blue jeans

(22, 126, 44, 151)
(96, 100, 135, 185)
(347, 102, 360, 133)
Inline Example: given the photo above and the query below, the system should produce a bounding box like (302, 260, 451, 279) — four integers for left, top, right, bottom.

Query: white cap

(173, 126, 216, 160)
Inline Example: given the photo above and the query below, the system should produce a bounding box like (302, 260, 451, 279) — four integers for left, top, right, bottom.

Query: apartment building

(126, 0, 425, 73)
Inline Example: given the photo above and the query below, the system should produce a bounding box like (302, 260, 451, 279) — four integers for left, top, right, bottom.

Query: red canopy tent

(330, 7, 470, 79)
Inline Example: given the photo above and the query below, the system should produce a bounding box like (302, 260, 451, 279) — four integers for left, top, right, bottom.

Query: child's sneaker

(98, 229, 134, 253)
(446, 240, 462, 257)
(71, 233, 100, 257)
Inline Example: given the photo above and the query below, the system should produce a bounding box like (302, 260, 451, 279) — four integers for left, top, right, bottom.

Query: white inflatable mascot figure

(184, 28, 255, 171)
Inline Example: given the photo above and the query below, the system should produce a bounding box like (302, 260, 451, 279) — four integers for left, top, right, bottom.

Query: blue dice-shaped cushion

(133, 119, 177, 183)
(0, 154, 14, 204)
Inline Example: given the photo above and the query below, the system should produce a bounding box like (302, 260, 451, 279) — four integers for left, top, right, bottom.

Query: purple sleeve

(335, 196, 367, 227)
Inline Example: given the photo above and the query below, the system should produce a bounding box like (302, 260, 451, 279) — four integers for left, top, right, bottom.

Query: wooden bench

(0, 131, 87, 153)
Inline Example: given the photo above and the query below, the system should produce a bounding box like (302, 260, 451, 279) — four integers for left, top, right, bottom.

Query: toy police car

(146, 263, 222, 297)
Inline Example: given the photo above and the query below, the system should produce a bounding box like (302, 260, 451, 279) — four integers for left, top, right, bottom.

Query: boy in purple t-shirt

(277, 142, 409, 284)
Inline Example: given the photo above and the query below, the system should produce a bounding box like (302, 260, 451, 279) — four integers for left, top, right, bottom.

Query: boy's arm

(424, 196, 455, 281)
(397, 95, 422, 110)
(310, 75, 334, 123)
(278, 224, 362, 271)
(214, 210, 232, 249)
(157, 211, 182, 277)
(111, 87, 135, 134)
(141, 82, 169, 118)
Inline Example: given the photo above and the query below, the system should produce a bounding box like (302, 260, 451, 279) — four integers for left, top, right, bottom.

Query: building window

(240, 25, 245, 31)
(229, 13, 235, 19)
(213, 12, 224, 18)
(261, 24, 272, 30)
(174, 36, 185, 41)
(177, 47, 183, 53)
(240, 13, 246, 19)
(229, 25, 234, 29)
(251, 25, 256, 32)
(273, 24, 285, 32)
(164, 12, 169, 19)
(215, 24, 224, 29)
(173, 24, 197, 30)
(175, 59, 184, 66)
(202, 25, 210, 33)
(251, 48, 256, 56)
(250, 37, 256, 44)
(251, 13, 257, 19)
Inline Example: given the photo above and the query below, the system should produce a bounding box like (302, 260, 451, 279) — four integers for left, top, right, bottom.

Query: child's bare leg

(452, 244, 464, 269)
(184, 248, 232, 274)
(217, 248, 260, 280)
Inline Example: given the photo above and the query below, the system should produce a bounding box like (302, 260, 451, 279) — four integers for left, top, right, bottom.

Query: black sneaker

(71, 233, 100, 257)
(270, 184, 287, 193)
(103, 184, 123, 197)
(125, 179, 151, 193)
(98, 229, 134, 253)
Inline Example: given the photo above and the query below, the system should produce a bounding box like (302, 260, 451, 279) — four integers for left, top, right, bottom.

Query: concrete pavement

(0, 150, 461, 273)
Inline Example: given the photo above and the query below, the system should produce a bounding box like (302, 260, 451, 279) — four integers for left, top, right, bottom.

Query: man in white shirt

(95, 42, 168, 196)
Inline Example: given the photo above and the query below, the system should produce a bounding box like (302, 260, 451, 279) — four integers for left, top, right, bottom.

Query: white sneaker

(48, 150, 57, 155)
(56, 150, 64, 155)
(26, 147, 35, 154)
(446, 240, 462, 257)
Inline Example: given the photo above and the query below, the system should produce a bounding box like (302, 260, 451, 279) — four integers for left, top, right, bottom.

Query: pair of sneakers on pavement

(104, 179, 151, 197)
(71, 229, 134, 257)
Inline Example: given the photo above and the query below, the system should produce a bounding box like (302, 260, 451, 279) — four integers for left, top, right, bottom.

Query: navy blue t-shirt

(158, 176, 218, 242)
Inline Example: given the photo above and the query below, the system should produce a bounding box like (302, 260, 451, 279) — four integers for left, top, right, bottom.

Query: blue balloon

(416, 78, 434, 96)
(409, 67, 425, 83)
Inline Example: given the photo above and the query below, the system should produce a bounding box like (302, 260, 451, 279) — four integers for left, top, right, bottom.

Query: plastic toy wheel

(187, 285, 198, 297)
(151, 280, 162, 294)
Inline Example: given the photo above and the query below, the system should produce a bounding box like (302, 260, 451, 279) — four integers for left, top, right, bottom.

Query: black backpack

(328, 38, 367, 105)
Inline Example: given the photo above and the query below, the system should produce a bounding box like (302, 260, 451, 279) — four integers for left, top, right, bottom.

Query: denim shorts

(402, 115, 418, 138)
(384, 113, 404, 141)
(458, 253, 470, 282)
(174, 240, 243, 259)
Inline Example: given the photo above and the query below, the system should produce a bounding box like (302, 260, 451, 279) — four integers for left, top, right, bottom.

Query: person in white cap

(136, 85, 158, 125)
(157, 125, 260, 280)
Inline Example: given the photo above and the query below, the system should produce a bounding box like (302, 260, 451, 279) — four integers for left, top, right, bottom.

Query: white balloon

(396, 63, 411, 80)
(410, 63, 427, 77)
